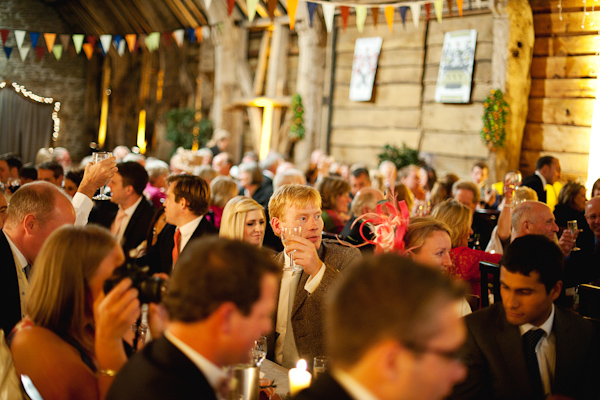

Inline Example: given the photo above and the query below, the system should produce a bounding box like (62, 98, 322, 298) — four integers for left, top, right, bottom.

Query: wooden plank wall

(523, 0, 597, 181)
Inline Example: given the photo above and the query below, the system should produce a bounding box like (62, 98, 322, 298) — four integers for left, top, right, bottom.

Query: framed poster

(349, 37, 383, 102)
(435, 29, 477, 103)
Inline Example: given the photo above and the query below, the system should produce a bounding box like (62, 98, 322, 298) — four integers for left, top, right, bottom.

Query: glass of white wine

(568, 220, 580, 251)
(250, 336, 267, 367)
(92, 151, 112, 200)
(281, 226, 303, 273)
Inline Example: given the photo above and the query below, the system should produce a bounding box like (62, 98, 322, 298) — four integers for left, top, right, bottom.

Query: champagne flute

(505, 172, 522, 208)
(250, 336, 267, 367)
(92, 151, 112, 200)
(568, 220, 581, 251)
(281, 226, 303, 273)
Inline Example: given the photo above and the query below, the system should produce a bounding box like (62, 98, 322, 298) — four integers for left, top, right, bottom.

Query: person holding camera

(9, 225, 141, 400)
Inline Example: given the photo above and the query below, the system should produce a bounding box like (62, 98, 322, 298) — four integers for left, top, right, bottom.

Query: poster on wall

(349, 37, 383, 102)
(435, 30, 477, 103)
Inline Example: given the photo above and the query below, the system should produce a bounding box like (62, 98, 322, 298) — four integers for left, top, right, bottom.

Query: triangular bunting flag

(1, 30, 9, 46)
(202, 26, 211, 39)
(125, 34, 136, 52)
(82, 43, 93, 60)
(410, 4, 420, 28)
(86, 36, 96, 48)
(307, 2, 317, 27)
(15, 30, 26, 49)
(227, 0, 235, 15)
(399, 7, 408, 28)
(322, 3, 335, 33)
(113, 35, 122, 50)
(72, 34, 84, 54)
(146, 32, 160, 52)
(52, 44, 63, 60)
(60, 34, 70, 51)
(118, 39, 126, 56)
(138, 34, 147, 50)
(356, 6, 367, 33)
(288, 0, 299, 30)
(247, 0, 259, 22)
(424, 3, 431, 21)
(3, 46, 12, 60)
(44, 33, 56, 53)
(100, 35, 112, 55)
(18, 45, 30, 61)
(385, 6, 394, 32)
(162, 32, 171, 47)
(186, 28, 196, 44)
(447, 0, 453, 17)
(340, 6, 350, 32)
(204, 0, 212, 9)
(195, 28, 203, 43)
(30, 32, 40, 48)
(267, 0, 277, 20)
(372, 8, 379, 28)
(434, 0, 443, 23)
(172, 29, 184, 46)
(457, 0, 463, 16)
(35, 46, 45, 61)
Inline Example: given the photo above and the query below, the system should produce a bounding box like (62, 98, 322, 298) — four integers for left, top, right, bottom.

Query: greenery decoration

(289, 94, 305, 141)
(377, 143, 424, 170)
(164, 107, 213, 155)
(481, 89, 508, 151)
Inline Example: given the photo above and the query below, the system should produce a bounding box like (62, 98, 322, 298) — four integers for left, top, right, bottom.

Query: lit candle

(288, 359, 312, 395)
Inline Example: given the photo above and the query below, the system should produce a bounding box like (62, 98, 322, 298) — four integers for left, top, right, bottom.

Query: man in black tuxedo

(107, 237, 281, 400)
(294, 255, 468, 400)
(147, 174, 217, 274)
(453, 180, 494, 249)
(0, 182, 76, 335)
(448, 235, 599, 400)
(522, 156, 561, 204)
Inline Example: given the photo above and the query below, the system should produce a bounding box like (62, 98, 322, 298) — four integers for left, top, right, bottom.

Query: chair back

(578, 284, 600, 319)
(479, 261, 501, 308)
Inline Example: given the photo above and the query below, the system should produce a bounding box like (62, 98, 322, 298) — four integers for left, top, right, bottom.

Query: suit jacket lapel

(553, 308, 574, 389)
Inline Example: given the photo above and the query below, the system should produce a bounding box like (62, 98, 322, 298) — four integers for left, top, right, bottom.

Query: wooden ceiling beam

(131, 0, 169, 33)
(61, 1, 105, 34)
(129, 0, 155, 33)
(109, 0, 146, 33)
(103, 1, 137, 33)
(165, 0, 200, 27)
(182, 0, 208, 25)
(161, 0, 192, 28)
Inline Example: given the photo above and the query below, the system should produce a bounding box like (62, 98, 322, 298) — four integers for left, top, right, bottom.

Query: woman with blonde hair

(9, 225, 140, 400)
(431, 199, 501, 298)
(220, 196, 266, 247)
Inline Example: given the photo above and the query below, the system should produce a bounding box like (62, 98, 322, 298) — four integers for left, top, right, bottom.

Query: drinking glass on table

(250, 335, 267, 367)
(568, 220, 581, 251)
(313, 356, 329, 379)
(92, 151, 112, 200)
(281, 226, 303, 273)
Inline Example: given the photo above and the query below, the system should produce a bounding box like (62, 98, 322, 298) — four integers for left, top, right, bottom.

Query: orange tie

(172, 229, 181, 266)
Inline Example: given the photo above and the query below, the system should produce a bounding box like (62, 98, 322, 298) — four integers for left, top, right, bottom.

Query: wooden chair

(480, 261, 501, 308)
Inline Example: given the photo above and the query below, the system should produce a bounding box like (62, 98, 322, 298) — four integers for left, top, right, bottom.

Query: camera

(103, 263, 167, 304)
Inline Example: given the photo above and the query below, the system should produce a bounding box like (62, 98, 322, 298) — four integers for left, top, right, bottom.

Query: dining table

(260, 359, 290, 397)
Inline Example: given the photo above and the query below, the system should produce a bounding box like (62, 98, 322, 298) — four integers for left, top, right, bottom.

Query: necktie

(523, 328, 545, 396)
(110, 209, 127, 237)
(282, 271, 302, 368)
(172, 229, 181, 266)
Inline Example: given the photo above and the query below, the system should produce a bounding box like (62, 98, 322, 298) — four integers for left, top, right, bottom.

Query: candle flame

(296, 359, 307, 371)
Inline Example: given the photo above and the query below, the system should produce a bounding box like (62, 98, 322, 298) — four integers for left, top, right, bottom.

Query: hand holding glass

(568, 220, 580, 251)
(281, 226, 303, 273)
(92, 152, 112, 200)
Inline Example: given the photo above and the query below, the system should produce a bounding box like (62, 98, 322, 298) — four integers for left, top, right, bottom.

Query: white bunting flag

(410, 4, 420, 28)
(205, 0, 212, 9)
(18, 45, 30, 61)
(202, 26, 211, 39)
(172, 29, 184, 46)
(322, 3, 335, 33)
(14, 30, 26, 49)
(100, 35, 112, 55)
(118, 39, 126, 56)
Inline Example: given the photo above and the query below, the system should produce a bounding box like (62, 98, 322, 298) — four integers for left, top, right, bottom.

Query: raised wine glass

(505, 172, 522, 208)
(92, 151, 112, 200)
(250, 336, 267, 367)
(568, 220, 580, 251)
(281, 226, 303, 273)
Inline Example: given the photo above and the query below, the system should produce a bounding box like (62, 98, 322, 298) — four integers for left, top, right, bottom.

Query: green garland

(289, 93, 305, 141)
(481, 89, 508, 150)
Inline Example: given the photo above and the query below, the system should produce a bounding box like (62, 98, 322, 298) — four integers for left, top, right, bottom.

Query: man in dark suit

(0, 182, 76, 335)
(267, 185, 361, 369)
(294, 254, 468, 400)
(147, 174, 217, 274)
(522, 156, 561, 204)
(107, 237, 281, 400)
(448, 235, 599, 400)
(453, 180, 494, 249)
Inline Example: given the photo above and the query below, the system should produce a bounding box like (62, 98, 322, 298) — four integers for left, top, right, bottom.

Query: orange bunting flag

(227, 0, 235, 16)
(195, 27, 203, 42)
(82, 43, 94, 60)
(457, 0, 463, 16)
(125, 34, 136, 53)
(372, 8, 379, 28)
(340, 6, 350, 32)
(384, 6, 395, 32)
(424, 3, 431, 21)
(44, 33, 56, 53)
(267, 0, 277, 20)
(287, 0, 299, 30)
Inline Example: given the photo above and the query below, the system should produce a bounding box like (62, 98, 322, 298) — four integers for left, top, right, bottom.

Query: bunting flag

(340, 6, 350, 32)
(202, 26, 211, 39)
(399, 7, 408, 28)
(125, 34, 136, 52)
(162, 32, 171, 47)
(424, 3, 431, 21)
(113, 35, 122, 50)
(288, 0, 299, 30)
(227, 0, 235, 16)
(457, 0, 464, 16)
(322, 3, 335, 33)
(385, 6, 395, 32)
(52, 44, 63, 60)
(44, 33, 56, 53)
(14, 30, 26, 49)
(434, 0, 443, 22)
(18, 45, 30, 61)
(145, 32, 160, 52)
(204, 0, 212, 9)
(138, 34, 147, 50)
(410, 4, 420, 28)
(195, 27, 203, 42)
(35, 46, 45, 61)
(307, 2, 317, 27)
(1, 29, 9, 46)
(30, 32, 40, 48)
(372, 7, 379, 28)
(3, 46, 12, 60)
(117, 39, 126, 56)
(172, 29, 184, 46)
(267, 0, 277, 20)
(60, 34, 70, 51)
(186, 28, 196, 44)
(72, 34, 84, 54)
(247, 0, 259, 22)
(447, 0, 453, 17)
(86, 36, 96, 48)
(100, 35, 112, 55)
(356, 6, 367, 33)
(82, 43, 94, 60)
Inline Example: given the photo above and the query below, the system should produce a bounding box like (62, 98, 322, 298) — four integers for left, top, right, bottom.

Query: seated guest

(430, 172, 459, 207)
(522, 156, 561, 204)
(453, 180, 494, 249)
(144, 159, 170, 209)
(448, 235, 600, 400)
(19, 163, 37, 184)
(431, 200, 501, 296)
(208, 176, 238, 229)
(273, 168, 306, 190)
(317, 176, 351, 235)
(107, 237, 280, 400)
(378, 160, 397, 189)
(394, 183, 414, 216)
(341, 187, 384, 253)
(592, 178, 600, 198)
(399, 164, 426, 201)
(208, 128, 231, 157)
(260, 151, 283, 181)
(37, 160, 64, 187)
(553, 182, 588, 234)
(238, 162, 273, 208)
(112, 146, 131, 163)
(294, 254, 467, 400)
(212, 152, 233, 177)
(194, 165, 218, 185)
(9, 225, 140, 400)
(219, 196, 266, 247)
(564, 197, 600, 287)
(52, 147, 72, 171)
(349, 167, 371, 198)
(0, 153, 22, 187)
(64, 168, 85, 199)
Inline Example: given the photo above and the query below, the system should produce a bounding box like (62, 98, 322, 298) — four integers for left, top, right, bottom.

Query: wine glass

(568, 220, 580, 251)
(505, 172, 522, 208)
(250, 336, 267, 367)
(92, 151, 112, 200)
(281, 226, 303, 273)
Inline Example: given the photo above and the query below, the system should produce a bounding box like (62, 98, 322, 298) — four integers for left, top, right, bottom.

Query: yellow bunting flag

(125, 34, 136, 53)
(457, 0, 463, 16)
(72, 34, 84, 54)
(247, 0, 259, 22)
(44, 33, 56, 53)
(434, 0, 443, 23)
(372, 7, 379, 28)
(288, 0, 299, 30)
(82, 43, 94, 60)
(385, 6, 395, 32)
(52, 44, 63, 60)
(355, 6, 367, 33)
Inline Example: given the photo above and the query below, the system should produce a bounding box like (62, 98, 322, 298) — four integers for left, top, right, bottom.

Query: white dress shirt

(332, 369, 379, 400)
(178, 215, 203, 253)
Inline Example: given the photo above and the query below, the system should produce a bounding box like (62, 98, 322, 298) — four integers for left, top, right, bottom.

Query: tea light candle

(288, 359, 312, 395)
